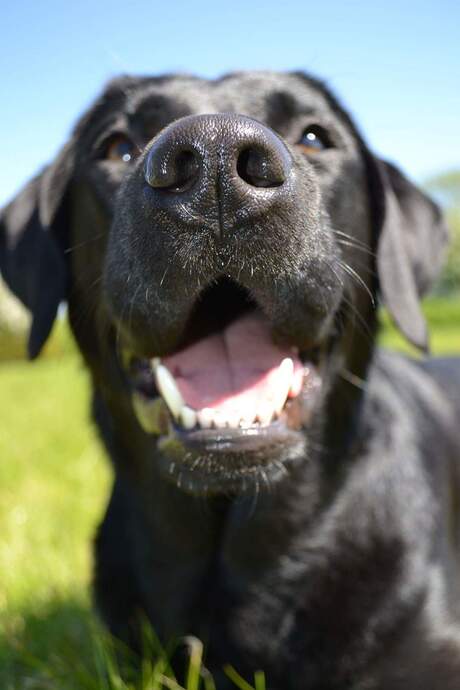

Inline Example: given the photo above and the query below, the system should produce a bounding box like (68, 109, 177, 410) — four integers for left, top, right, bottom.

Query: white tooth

(180, 405, 197, 430)
(289, 364, 308, 397)
(213, 410, 227, 428)
(280, 357, 294, 379)
(273, 358, 294, 414)
(132, 392, 166, 434)
(240, 410, 257, 428)
(226, 409, 241, 429)
(257, 402, 275, 426)
(273, 383, 290, 416)
(197, 408, 214, 429)
(154, 363, 184, 418)
(150, 357, 161, 371)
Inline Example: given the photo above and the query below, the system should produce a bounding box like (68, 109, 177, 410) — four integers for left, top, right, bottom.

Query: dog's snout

(143, 114, 292, 227)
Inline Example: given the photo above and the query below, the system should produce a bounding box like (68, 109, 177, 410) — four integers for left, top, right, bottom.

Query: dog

(1, 71, 460, 689)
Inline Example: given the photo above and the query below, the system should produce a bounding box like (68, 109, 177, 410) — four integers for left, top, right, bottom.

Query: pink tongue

(163, 312, 304, 414)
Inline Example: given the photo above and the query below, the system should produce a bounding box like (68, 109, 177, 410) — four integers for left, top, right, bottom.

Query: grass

(379, 298, 460, 354)
(0, 297, 459, 689)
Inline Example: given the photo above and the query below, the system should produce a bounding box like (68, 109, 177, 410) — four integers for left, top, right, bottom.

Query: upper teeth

(271, 357, 294, 416)
(134, 356, 299, 433)
(179, 405, 198, 430)
(153, 360, 185, 419)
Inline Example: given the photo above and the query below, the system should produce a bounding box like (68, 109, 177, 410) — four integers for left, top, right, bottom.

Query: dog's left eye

(103, 134, 139, 163)
(297, 126, 332, 153)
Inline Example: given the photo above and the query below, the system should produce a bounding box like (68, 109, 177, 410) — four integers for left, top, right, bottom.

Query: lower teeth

(132, 391, 285, 434)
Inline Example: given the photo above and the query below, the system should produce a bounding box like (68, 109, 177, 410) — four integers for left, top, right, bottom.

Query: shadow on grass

(0, 597, 115, 689)
(0, 598, 177, 689)
(0, 597, 234, 690)
(0, 598, 266, 690)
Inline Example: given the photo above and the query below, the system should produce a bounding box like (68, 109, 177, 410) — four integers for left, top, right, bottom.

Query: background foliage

(427, 170, 460, 294)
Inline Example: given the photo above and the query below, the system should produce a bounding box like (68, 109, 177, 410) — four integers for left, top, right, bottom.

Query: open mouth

(122, 278, 323, 493)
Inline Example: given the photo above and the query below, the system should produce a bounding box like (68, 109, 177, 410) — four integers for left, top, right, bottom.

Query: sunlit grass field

(1, 297, 459, 689)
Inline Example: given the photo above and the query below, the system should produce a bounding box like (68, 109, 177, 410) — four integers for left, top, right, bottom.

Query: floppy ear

(0, 142, 74, 358)
(374, 159, 449, 352)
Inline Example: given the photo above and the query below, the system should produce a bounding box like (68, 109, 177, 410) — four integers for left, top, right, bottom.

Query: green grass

(379, 298, 460, 355)
(0, 297, 459, 689)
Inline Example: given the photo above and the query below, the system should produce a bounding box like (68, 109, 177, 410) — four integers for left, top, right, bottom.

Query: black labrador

(2, 72, 460, 689)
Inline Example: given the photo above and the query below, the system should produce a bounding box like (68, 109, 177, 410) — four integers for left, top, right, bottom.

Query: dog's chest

(139, 494, 299, 681)
(176, 506, 305, 686)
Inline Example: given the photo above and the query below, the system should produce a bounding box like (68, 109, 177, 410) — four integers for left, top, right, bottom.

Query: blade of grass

(158, 674, 186, 690)
(184, 636, 203, 690)
(254, 670, 265, 690)
(223, 665, 256, 690)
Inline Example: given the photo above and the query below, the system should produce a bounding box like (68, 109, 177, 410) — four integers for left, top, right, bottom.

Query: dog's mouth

(121, 278, 324, 494)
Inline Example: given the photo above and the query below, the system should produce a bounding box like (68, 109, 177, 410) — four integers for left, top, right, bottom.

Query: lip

(172, 416, 303, 451)
(155, 419, 310, 495)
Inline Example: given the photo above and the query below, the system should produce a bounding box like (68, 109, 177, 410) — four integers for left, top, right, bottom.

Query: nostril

(236, 147, 285, 189)
(167, 150, 200, 192)
(145, 148, 201, 193)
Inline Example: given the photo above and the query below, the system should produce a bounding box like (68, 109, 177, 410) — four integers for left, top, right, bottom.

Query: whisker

(340, 293, 375, 343)
(115, 274, 133, 356)
(338, 259, 375, 307)
(335, 238, 375, 258)
(325, 262, 344, 289)
(127, 283, 142, 344)
(64, 233, 106, 254)
(324, 260, 375, 345)
(339, 368, 368, 391)
(87, 274, 104, 291)
(332, 229, 375, 255)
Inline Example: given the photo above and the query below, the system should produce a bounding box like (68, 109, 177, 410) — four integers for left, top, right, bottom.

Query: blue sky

(1, 0, 459, 206)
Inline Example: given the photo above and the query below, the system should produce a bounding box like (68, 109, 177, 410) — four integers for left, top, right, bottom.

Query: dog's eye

(297, 126, 332, 153)
(104, 134, 138, 163)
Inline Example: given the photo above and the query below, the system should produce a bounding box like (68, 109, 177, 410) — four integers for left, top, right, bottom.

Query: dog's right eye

(103, 134, 139, 163)
(297, 126, 333, 153)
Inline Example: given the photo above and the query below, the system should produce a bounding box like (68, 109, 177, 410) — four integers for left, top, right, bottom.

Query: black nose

(143, 114, 292, 231)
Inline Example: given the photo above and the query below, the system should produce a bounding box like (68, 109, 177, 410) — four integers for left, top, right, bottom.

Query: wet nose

(143, 113, 292, 228)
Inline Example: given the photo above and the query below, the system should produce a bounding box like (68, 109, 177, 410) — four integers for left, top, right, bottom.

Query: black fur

(1, 71, 459, 689)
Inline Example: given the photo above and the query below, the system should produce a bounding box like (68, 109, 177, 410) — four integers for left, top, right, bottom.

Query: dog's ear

(372, 158, 449, 351)
(0, 140, 74, 358)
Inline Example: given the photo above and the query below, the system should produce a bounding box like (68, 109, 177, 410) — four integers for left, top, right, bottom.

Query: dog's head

(0, 72, 448, 494)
